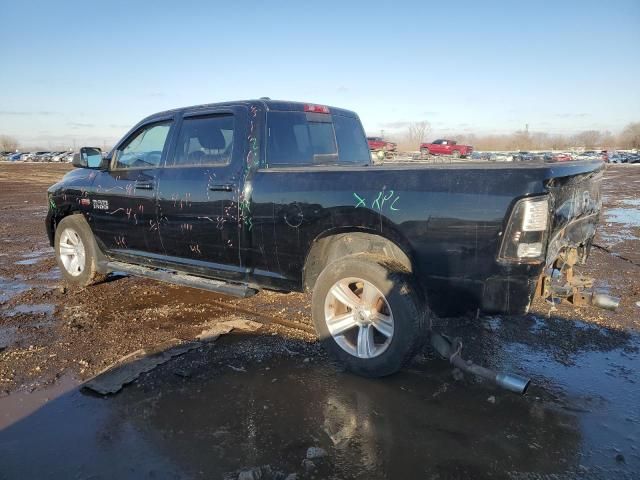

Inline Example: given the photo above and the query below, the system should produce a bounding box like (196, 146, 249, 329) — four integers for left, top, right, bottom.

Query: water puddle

(0, 330, 637, 478)
(0, 375, 79, 429)
(605, 199, 640, 227)
(4, 304, 55, 317)
(34, 268, 61, 281)
(0, 277, 30, 303)
(0, 326, 18, 350)
(14, 258, 43, 265)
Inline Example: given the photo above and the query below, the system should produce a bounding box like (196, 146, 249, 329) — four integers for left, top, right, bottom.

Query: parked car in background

(366, 137, 396, 154)
(8, 153, 23, 161)
(51, 151, 71, 162)
(420, 139, 473, 158)
(552, 152, 573, 162)
(33, 151, 50, 162)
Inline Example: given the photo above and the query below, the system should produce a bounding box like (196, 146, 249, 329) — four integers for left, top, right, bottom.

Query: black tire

(312, 254, 428, 377)
(420, 148, 429, 157)
(452, 150, 461, 159)
(54, 215, 106, 287)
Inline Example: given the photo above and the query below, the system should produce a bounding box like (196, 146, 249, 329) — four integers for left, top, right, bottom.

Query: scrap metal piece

(196, 318, 263, 341)
(84, 339, 201, 395)
(85, 319, 264, 395)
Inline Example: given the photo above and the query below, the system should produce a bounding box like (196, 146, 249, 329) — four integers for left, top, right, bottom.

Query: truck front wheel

(452, 150, 461, 159)
(312, 255, 428, 377)
(54, 215, 106, 288)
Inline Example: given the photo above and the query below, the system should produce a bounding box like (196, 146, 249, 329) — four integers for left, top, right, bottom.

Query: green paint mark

(371, 191, 383, 210)
(381, 190, 394, 208)
(353, 192, 366, 208)
(390, 196, 400, 211)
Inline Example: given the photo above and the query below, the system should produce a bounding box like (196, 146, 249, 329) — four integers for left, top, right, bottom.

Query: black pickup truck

(46, 99, 607, 378)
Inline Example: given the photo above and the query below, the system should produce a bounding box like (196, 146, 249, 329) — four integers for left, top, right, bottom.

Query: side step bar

(105, 261, 258, 298)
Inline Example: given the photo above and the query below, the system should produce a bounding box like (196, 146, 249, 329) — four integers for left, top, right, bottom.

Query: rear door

(250, 108, 370, 281)
(155, 106, 248, 280)
(430, 139, 443, 154)
(90, 119, 174, 256)
(440, 140, 453, 155)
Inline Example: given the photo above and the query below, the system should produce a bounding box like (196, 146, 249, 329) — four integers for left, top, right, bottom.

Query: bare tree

(619, 122, 640, 149)
(396, 121, 431, 151)
(0, 135, 19, 152)
(571, 130, 601, 149)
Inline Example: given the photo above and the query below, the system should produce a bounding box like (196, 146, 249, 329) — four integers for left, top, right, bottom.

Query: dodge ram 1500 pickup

(46, 99, 608, 379)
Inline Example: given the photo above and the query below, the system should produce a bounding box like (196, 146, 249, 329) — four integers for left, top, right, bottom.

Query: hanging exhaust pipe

(430, 332, 531, 395)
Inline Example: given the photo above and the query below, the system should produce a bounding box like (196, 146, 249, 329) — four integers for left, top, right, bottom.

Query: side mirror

(73, 147, 103, 169)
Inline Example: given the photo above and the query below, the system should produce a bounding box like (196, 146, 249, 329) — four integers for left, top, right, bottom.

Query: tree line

(391, 121, 640, 152)
(3, 122, 640, 154)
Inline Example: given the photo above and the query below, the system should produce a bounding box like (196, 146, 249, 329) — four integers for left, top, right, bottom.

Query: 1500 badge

(92, 199, 109, 210)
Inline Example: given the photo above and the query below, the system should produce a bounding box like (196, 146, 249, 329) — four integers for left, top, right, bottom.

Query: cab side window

(170, 115, 234, 167)
(113, 122, 171, 170)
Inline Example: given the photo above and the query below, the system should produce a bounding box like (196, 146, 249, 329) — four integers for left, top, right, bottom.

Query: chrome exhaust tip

(430, 332, 531, 395)
(592, 293, 620, 311)
(495, 373, 531, 394)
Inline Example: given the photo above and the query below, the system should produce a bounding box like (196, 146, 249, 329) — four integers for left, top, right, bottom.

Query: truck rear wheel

(312, 255, 428, 377)
(54, 215, 106, 288)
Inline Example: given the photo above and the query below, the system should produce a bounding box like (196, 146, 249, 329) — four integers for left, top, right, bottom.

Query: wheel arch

(302, 228, 415, 292)
(47, 204, 84, 246)
(53, 210, 110, 273)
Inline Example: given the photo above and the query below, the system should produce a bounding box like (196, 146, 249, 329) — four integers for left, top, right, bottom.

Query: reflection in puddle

(0, 330, 637, 478)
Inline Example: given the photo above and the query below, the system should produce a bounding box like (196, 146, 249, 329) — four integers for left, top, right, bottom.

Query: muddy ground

(0, 162, 638, 479)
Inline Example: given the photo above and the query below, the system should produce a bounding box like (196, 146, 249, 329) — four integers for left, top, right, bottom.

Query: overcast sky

(1, 0, 639, 148)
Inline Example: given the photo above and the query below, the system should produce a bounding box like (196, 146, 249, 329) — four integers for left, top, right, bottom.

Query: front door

(90, 120, 174, 258)
(156, 108, 246, 280)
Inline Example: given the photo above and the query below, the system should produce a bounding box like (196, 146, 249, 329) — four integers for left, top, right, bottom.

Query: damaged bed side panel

(545, 166, 604, 266)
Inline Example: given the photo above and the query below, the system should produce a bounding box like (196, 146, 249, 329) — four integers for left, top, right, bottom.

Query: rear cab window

(266, 111, 370, 167)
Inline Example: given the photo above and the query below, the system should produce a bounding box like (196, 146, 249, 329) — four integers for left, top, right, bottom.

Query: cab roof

(140, 99, 358, 125)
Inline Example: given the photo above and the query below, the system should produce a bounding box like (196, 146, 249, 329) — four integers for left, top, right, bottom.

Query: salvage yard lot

(0, 162, 639, 479)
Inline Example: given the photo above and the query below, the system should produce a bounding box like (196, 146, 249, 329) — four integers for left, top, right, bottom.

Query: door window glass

(114, 122, 171, 169)
(171, 115, 234, 167)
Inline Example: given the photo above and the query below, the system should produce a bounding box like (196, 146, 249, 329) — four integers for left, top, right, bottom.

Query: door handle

(134, 181, 154, 190)
(208, 184, 234, 192)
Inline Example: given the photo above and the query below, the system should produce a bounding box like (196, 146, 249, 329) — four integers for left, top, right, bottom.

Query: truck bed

(250, 158, 604, 315)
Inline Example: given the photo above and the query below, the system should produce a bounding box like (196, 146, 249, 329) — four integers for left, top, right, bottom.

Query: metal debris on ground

(196, 318, 263, 341)
(84, 339, 201, 395)
(84, 319, 263, 395)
